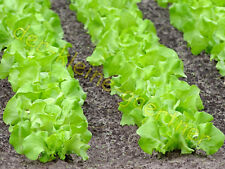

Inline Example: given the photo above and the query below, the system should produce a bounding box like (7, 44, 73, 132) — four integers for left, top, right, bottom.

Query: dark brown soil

(0, 0, 224, 168)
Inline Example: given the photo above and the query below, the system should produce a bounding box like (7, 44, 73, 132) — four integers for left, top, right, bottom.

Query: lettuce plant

(0, 0, 91, 162)
(70, 0, 225, 155)
(156, 0, 225, 76)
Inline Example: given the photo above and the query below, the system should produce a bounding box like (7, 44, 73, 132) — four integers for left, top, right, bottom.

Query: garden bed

(0, 0, 224, 168)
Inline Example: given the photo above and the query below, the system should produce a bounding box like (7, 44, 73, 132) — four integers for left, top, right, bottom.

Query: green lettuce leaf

(70, 0, 225, 155)
(0, 0, 91, 162)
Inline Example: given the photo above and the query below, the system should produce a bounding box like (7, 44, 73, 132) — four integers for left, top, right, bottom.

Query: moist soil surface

(0, 0, 225, 168)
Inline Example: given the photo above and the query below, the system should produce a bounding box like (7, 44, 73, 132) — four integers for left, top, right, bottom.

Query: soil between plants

(0, 0, 225, 168)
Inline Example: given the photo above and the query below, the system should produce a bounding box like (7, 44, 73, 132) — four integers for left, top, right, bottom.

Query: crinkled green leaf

(157, 0, 225, 76)
(0, 0, 91, 162)
(70, 0, 225, 156)
(22, 131, 48, 160)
